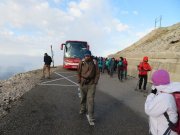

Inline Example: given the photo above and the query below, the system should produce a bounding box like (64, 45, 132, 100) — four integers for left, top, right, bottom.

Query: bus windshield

(64, 42, 87, 59)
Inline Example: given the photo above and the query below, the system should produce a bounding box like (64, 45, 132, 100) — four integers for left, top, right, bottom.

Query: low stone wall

(124, 57, 180, 82)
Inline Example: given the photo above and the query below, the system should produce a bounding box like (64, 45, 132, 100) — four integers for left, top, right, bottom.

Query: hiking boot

(144, 93, 148, 97)
(89, 118, 95, 122)
(79, 110, 86, 115)
(140, 89, 144, 92)
(119, 79, 123, 82)
(143, 90, 148, 97)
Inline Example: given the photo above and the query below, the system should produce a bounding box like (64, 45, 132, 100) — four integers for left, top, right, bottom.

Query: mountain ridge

(110, 22, 180, 81)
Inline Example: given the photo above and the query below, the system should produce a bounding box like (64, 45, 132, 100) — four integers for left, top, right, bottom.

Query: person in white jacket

(145, 69, 179, 135)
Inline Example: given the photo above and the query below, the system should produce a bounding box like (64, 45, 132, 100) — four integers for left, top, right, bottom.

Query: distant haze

(0, 54, 62, 80)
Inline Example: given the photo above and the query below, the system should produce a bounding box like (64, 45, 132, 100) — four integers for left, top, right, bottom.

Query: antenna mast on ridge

(155, 15, 162, 29)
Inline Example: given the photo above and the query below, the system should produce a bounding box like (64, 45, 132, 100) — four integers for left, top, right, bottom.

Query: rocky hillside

(110, 23, 180, 81)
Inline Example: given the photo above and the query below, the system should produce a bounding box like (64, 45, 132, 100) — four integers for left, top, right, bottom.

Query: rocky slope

(110, 23, 180, 81)
(0, 67, 60, 118)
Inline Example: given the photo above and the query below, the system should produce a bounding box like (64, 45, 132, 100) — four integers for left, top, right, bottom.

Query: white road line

(78, 92, 81, 98)
(38, 72, 80, 97)
(41, 75, 76, 84)
(57, 72, 74, 74)
(39, 84, 77, 87)
(55, 72, 79, 86)
(41, 78, 63, 84)
(78, 87, 81, 98)
(54, 72, 81, 98)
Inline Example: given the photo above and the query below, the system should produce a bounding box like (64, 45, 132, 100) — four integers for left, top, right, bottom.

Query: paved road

(0, 69, 149, 135)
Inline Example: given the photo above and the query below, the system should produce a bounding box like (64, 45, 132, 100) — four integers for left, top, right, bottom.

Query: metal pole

(155, 18, 157, 29)
(51, 45, 54, 67)
(160, 15, 162, 27)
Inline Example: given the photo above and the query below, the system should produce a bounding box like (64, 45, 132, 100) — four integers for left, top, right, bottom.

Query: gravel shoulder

(0, 66, 62, 118)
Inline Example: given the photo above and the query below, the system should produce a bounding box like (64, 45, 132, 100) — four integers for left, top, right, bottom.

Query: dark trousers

(99, 67, 102, 72)
(109, 67, 114, 77)
(80, 84, 96, 119)
(118, 69, 124, 80)
(124, 70, 127, 79)
(139, 75, 147, 90)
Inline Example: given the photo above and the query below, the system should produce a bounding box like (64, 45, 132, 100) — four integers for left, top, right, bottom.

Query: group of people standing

(94, 56, 128, 81)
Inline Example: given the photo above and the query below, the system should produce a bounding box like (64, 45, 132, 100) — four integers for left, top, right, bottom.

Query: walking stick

(134, 75, 140, 91)
(134, 65, 140, 91)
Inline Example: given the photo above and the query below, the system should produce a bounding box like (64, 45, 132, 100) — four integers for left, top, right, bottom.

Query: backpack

(164, 92, 180, 135)
(98, 60, 103, 67)
(49, 56, 52, 63)
(118, 61, 124, 68)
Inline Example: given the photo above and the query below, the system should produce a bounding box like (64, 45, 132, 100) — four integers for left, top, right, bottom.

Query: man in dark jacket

(43, 53, 52, 79)
(77, 50, 100, 122)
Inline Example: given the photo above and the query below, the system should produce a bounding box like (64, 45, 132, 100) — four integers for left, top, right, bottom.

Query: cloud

(103, 26, 111, 33)
(121, 10, 129, 15)
(132, 10, 138, 15)
(53, 0, 62, 4)
(116, 23, 129, 32)
(0, 28, 14, 37)
(136, 27, 154, 38)
(0, 0, 133, 68)
(68, 1, 82, 17)
(112, 19, 129, 32)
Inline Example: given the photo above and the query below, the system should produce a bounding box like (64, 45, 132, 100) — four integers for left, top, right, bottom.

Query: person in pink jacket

(145, 69, 179, 135)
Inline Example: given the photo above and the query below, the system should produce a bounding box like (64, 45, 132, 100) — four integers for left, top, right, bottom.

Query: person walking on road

(77, 50, 100, 122)
(138, 56, 152, 91)
(117, 57, 124, 82)
(123, 58, 128, 79)
(145, 69, 179, 135)
(98, 57, 103, 73)
(109, 58, 115, 77)
(105, 58, 110, 74)
(42, 53, 52, 79)
(102, 58, 106, 73)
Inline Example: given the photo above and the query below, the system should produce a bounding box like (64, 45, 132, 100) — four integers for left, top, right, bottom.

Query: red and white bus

(61, 40, 89, 69)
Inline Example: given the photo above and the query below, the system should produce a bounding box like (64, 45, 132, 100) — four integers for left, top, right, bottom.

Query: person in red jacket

(123, 58, 128, 79)
(138, 56, 152, 91)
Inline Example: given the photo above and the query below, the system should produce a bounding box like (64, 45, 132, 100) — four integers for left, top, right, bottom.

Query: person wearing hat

(138, 56, 152, 91)
(42, 53, 52, 79)
(145, 69, 179, 135)
(77, 49, 100, 122)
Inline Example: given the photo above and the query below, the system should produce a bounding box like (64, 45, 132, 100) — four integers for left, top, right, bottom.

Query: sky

(0, 0, 179, 79)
